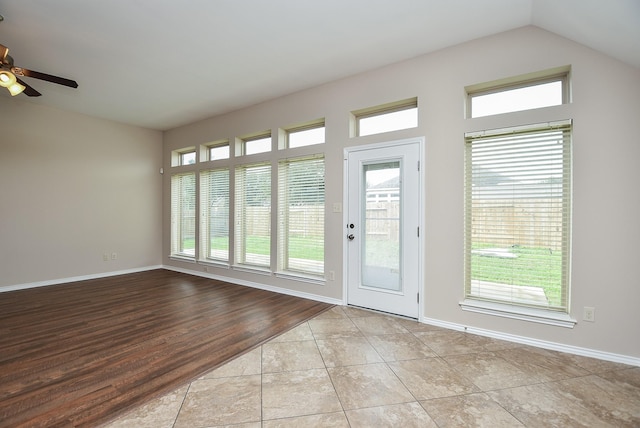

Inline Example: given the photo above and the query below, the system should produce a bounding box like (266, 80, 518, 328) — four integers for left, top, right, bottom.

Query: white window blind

(200, 169, 229, 262)
(235, 164, 271, 267)
(464, 121, 572, 312)
(170, 173, 196, 258)
(278, 156, 325, 276)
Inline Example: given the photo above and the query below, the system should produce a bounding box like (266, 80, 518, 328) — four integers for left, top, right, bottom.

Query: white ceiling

(0, 0, 638, 131)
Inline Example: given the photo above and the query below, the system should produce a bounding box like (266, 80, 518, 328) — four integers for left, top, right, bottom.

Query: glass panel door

(345, 140, 422, 318)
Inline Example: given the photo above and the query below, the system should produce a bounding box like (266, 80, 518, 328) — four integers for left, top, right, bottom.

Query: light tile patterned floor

(104, 306, 640, 427)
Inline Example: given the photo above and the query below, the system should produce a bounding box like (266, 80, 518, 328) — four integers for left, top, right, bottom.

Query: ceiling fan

(0, 43, 78, 97)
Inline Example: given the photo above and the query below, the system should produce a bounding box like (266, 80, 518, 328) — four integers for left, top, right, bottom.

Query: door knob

(348, 234, 355, 241)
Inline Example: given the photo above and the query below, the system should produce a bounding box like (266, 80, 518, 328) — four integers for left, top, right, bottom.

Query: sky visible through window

(471, 81, 562, 118)
(245, 136, 271, 155)
(359, 108, 418, 137)
(289, 127, 325, 148)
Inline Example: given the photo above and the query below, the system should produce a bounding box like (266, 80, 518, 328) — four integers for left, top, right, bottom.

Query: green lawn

(471, 244, 563, 306)
(205, 235, 323, 261)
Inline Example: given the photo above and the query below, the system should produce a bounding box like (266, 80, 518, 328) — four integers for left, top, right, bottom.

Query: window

(203, 140, 230, 161)
(170, 173, 196, 258)
(466, 67, 569, 118)
(285, 121, 325, 148)
(171, 147, 197, 167)
(235, 163, 271, 268)
(352, 98, 417, 137)
(242, 133, 272, 155)
(180, 151, 196, 165)
(464, 121, 572, 313)
(278, 156, 325, 276)
(200, 169, 229, 262)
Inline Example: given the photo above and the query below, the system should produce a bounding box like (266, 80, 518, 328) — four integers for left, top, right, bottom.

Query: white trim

(163, 265, 342, 306)
(169, 255, 197, 263)
(0, 265, 163, 293)
(422, 316, 639, 367)
(232, 264, 272, 276)
(275, 271, 325, 286)
(460, 299, 577, 328)
(464, 119, 572, 138)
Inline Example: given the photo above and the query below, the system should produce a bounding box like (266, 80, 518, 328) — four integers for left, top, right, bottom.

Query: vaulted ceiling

(0, 0, 638, 130)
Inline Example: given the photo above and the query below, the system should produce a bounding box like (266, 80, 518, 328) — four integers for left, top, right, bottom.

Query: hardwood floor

(0, 269, 332, 427)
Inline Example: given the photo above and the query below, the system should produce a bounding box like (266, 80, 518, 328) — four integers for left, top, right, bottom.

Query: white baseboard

(0, 265, 163, 293)
(163, 265, 343, 306)
(422, 316, 640, 367)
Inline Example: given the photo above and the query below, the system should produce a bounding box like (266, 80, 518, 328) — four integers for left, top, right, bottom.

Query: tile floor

(104, 306, 640, 427)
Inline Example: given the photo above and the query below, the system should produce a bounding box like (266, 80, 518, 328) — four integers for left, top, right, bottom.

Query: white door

(345, 140, 422, 318)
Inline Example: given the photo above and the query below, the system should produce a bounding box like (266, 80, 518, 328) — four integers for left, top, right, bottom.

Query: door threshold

(346, 304, 418, 321)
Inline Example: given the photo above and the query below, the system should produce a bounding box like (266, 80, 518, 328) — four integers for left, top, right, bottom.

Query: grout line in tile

(171, 381, 191, 428)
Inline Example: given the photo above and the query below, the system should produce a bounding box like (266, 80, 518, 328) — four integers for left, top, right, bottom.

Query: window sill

(232, 264, 272, 276)
(169, 255, 196, 263)
(275, 271, 325, 285)
(198, 259, 230, 269)
(459, 299, 576, 328)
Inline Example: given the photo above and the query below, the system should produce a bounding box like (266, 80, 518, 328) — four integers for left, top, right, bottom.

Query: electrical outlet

(583, 306, 595, 322)
(103, 253, 109, 262)
(111, 252, 118, 260)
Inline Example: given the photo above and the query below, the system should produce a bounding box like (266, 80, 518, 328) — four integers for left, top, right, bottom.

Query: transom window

(203, 140, 230, 161)
(466, 67, 570, 118)
(352, 98, 418, 137)
(171, 147, 197, 167)
(285, 121, 325, 149)
(242, 133, 272, 155)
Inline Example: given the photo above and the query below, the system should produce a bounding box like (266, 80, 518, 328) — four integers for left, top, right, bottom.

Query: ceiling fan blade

(16, 77, 42, 97)
(0, 44, 8, 62)
(13, 67, 78, 88)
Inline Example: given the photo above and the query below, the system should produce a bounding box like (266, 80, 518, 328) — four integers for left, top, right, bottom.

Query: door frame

(342, 137, 425, 320)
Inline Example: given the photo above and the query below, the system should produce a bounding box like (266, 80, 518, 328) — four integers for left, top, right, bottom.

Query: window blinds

(200, 169, 229, 262)
(464, 121, 572, 311)
(170, 173, 196, 258)
(234, 164, 271, 267)
(278, 156, 325, 276)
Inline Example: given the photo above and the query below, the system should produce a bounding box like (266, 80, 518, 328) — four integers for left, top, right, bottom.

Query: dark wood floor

(0, 269, 332, 427)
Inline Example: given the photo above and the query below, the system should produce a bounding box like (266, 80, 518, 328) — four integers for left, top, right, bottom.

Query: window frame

(170, 172, 197, 260)
(282, 120, 326, 149)
(171, 147, 197, 167)
(201, 140, 230, 162)
(461, 120, 574, 327)
(277, 154, 325, 279)
(234, 163, 272, 270)
(199, 168, 230, 264)
(351, 97, 418, 137)
(466, 66, 570, 118)
(239, 132, 272, 156)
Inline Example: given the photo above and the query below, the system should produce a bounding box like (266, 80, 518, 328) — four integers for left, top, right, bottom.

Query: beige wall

(164, 26, 640, 359)
(0, 98, 163, 287)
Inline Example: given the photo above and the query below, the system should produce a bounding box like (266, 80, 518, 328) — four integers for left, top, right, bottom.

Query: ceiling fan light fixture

(7, 81, 25, 96)
(0, 69, 17, 87)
